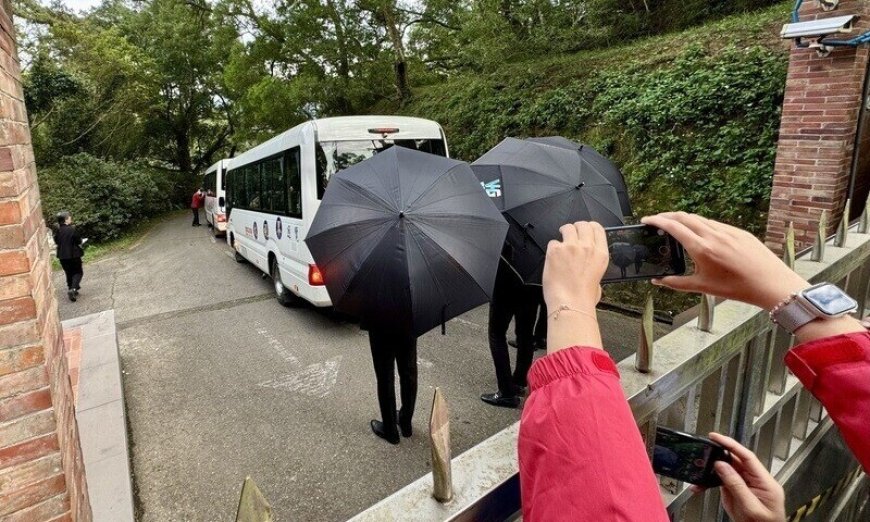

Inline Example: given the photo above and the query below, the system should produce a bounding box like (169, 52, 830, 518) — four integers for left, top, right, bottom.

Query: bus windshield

(316, 138, 447, 199)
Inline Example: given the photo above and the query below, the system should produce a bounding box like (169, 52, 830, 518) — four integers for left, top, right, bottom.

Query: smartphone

(602, 224, 686, 284)
(653, 427, 731, 487)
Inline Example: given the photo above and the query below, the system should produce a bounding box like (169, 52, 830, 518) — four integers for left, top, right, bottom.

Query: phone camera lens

(657, 229, 665, 236)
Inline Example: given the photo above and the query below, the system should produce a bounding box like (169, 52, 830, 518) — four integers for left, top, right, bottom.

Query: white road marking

(254, 322, 300, 366)
(452, 317, 481, 328)
(257, 356, 342, 398)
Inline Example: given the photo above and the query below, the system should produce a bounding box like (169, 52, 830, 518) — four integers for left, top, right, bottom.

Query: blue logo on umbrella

(482, 180, 502, 198)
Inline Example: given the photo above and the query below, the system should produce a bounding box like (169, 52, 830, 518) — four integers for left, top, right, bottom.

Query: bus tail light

(216, 213, 227, 223)
(368, 127, 399, 135)
(308, 264, 325, 286)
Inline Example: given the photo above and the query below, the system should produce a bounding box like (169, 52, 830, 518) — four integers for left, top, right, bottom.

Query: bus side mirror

(219, 197, 225, 208)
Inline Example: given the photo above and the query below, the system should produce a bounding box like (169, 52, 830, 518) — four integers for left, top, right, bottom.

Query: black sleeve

(71, 226, 82, 245)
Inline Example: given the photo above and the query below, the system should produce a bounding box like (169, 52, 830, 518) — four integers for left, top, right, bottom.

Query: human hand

(641, 212, 808, 311)
(703, 433, 785, 522)
(542, 222, 609, 315)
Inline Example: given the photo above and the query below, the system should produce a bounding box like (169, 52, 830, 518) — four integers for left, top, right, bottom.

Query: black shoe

(481, 391, 520, 409)
(534, 338, 547, 351)
(396, 410, 412, 438)
(370, 420, 400, 445)
(508, 338, 518, 348)
(68, 289, 77, 302)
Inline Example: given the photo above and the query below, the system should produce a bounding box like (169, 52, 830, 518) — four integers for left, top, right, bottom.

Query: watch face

(803, 284, 858, 316)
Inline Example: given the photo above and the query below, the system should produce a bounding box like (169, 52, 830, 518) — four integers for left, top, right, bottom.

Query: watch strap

(771, 297, 818, 334)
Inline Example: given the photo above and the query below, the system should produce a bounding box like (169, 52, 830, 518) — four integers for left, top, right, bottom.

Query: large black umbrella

(526, 136, 632, 217)
(472, 137, 624, 284)
(305, 146, 509, 337)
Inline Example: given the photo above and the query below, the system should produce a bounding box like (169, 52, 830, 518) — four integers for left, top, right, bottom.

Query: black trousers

(488, 272, 538, 395)
(59, 258, 83, 291)
(369, 328, 418, 434)
(192, 207, 201, 225)
(533, 290, 547, 342)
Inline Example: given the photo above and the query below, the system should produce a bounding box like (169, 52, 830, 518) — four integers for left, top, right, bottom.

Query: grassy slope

(378, 2, 794, 315)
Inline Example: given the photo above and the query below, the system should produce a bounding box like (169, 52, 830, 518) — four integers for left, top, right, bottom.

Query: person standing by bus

(481, 251, 538, 409)
(191, 188, 205, 226)
(54, 211, 84, 302)
(366, 322, 418, 445)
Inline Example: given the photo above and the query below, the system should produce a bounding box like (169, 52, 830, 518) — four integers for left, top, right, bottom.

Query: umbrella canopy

(526, 136, 632, 217)
(472, 137, 624, 284)
(305, 146, 509, 337)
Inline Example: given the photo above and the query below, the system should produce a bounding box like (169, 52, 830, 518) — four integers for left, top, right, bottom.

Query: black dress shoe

(396, 411, 412, 438)
(480, 391, 520, 408)
(534, 338, 547, 351)
(370, 420, 400, 445)
(68, 289, 77, 302)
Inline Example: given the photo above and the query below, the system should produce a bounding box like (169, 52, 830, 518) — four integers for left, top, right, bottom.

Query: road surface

(55, 212, 671, 521)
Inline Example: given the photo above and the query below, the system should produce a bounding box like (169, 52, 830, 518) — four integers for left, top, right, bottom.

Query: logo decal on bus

(276, 218, 283, 240)
(295, 227, 299, 241)
(263, 220, 269, 240)
(253, 222, 258, 240)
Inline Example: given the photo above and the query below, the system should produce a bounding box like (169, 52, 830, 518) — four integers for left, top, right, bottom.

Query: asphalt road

(55, 212, 671, 521)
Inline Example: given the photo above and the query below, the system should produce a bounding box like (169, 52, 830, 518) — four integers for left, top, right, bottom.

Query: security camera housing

(781, 15, 857, 39)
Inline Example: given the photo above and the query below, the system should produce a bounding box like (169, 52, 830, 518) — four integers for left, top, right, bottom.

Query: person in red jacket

(191, 188, 205, 227)
(519, 212, 868, 522)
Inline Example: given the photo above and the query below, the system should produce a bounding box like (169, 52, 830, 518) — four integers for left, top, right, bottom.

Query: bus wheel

(271, 258, 296, 306)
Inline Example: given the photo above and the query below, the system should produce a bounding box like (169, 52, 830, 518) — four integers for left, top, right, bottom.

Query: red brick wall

(765, 0, 870, 252)
(0, 0, 91, 518)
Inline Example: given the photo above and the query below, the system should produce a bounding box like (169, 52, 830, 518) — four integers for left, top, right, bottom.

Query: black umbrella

(305, 146, 509, 337)
(526, 136, 632, 217)
(472, 137, 624, 284)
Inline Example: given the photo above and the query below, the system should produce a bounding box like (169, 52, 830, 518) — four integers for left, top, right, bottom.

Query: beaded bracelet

(548, 304, 596, 321)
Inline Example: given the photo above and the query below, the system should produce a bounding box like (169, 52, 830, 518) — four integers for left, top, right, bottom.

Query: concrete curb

(63, 310, 135, 522)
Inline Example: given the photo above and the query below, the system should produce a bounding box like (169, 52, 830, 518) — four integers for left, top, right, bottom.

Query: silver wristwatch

(770, 282, 858, 334)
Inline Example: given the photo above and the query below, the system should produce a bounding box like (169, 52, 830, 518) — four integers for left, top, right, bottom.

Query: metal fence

(349, 205, 870, 522)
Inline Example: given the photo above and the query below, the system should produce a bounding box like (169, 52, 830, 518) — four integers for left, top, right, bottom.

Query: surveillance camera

(781, 14, 857, 39)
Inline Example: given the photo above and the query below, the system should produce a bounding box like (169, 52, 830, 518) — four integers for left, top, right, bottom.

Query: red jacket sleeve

(785, 331, 870, 471)
(518, 347, 668, 522)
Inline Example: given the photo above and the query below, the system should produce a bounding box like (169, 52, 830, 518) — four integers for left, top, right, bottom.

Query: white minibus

(225, 116, 448, 306)
(203, 159, 230, 236)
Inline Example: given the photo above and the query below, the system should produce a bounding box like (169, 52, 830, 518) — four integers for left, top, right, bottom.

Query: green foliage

(388, 3, 791, 236)
(39, 153, 180, 242)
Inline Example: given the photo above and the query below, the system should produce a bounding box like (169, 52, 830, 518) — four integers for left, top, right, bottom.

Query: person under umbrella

(306, 146, 508, 444)
(472, 137, 626, 407)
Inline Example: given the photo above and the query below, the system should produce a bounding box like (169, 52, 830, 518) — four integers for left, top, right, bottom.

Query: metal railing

(349, 201, 870, 522)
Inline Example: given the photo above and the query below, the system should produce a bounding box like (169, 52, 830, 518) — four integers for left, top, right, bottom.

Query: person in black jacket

(54, 211, 84, 302)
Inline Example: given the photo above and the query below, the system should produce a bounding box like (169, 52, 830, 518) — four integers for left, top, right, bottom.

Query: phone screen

(653, 427, 728, 487)
(602, 225, 686, 284)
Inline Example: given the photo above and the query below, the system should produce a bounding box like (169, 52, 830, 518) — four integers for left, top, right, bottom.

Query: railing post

(429, 387, 453, 503)
(859, 199, 869, 234)
(698, 294, 716, 333)
(635, 293, 654, 373)
(782, 222, 796, 269)
(834, 198, 851, 248)
(811, 210, 827, 262)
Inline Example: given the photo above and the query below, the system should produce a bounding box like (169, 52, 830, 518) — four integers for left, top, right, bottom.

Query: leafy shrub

(39, 153, 180, 241)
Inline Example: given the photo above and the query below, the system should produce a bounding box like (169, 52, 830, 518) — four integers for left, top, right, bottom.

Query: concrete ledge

(63, 310, 135, 522)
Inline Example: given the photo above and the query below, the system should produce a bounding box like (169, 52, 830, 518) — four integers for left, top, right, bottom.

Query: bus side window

(247, 165, 261, 210)
(287, 147, 302, 218)
(270, 157, 287, 214)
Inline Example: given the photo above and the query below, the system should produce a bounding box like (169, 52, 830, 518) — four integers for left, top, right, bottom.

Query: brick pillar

(765, 0, 870, 252)
(0, 0, 92, 518)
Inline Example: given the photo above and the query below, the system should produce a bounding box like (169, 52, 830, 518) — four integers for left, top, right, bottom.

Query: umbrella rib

(407, 221, 493, 300)
(402, 163, 468, 212)
(309, 218, 394, 268)
(333, 176, 398, 212)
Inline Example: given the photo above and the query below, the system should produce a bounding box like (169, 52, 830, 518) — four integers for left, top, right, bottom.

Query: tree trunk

(382, 3, 410, 103)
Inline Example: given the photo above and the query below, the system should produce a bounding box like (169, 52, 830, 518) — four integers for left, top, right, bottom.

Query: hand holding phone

(653, 427, 730, 487)
(602, 224, 686, 284)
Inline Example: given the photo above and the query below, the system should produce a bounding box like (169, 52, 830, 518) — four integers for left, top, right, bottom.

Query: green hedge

(39, 153, 181, 242)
